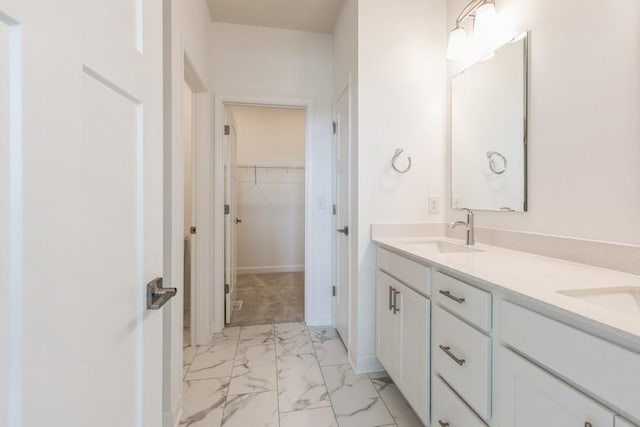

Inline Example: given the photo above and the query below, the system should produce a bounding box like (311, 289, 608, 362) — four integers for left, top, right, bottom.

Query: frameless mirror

(451, 32, 528, 211)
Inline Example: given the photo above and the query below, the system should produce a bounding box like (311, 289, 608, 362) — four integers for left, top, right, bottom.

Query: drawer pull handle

(439, 290, 466, 304)
(438, 421, 450, 427)
(439, 345, 466, 366)
(389, 286, 394, 311)
(585, 423, 592, 427)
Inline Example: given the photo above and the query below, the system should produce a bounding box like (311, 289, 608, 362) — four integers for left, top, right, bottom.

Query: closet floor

(230, 272, 304, 327)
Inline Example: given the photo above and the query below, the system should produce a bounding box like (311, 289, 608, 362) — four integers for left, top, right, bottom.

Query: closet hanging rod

(236, 164, 305, 170)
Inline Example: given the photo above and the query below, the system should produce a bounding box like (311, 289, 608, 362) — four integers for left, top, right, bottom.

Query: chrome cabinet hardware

(389, 286, 394, 311)
(393, 289, 400, 314)
(439, 344, 466, 366)
(438, 421, 450, 427)
(337, 226, 349, 236)
(439, 290, 466, 304)
(146, 277, 177, 310)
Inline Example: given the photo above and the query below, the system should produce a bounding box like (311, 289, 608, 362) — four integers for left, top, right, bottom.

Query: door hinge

(190, 226, 197, 235)
(225, 284, 230, 294)
(332, 286, 336, 297)
(224, 204, 230, 215)
(332, 121, 337, 135)
(332, 204, 336, 215)
(224, 125, 230, 135)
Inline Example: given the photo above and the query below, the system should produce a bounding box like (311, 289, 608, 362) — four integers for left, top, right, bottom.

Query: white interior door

(334, 89, 350, 344)
(0, 1, 165, 426)
(224, 112, 239, 324)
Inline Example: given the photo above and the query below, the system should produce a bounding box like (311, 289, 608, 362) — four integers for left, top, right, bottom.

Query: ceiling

(205, 0, 345, 34)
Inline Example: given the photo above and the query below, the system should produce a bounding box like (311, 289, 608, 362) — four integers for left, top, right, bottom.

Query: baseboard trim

(163, 398, 182, 427)
(237, 265, 304, 274)
(306, 312, 332, 327)
(353, 354, 383, 375)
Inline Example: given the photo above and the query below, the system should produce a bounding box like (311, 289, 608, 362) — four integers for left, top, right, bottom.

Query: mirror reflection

(451, 32, 528, 212)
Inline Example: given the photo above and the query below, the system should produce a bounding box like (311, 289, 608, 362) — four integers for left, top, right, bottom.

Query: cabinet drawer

(433, 375, 486, 427)
(502, 301, 640, 421)
(378, 247, 430, 296)
(498, 347, 616, 427)
(433, 271, 491, 331)
(433, 305, 491, 420)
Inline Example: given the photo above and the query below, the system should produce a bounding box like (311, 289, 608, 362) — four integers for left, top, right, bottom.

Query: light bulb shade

(446, 27, 467, 60)
(474, 3, 497, 41)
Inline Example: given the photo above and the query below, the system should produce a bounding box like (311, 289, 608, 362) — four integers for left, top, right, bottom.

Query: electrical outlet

(452, 195, 462, 209)
(428, 196, 439, 214)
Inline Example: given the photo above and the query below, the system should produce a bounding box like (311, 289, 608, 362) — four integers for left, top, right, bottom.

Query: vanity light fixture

(447, 0, 498, 60)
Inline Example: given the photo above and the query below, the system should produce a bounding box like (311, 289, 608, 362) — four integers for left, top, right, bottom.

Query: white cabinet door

(615, 418, 638, 427)
(499, 348, 615, 427)
(398, 283, 430, 424)
(376, 271, 401, 379)
(0, 1, 164, 426)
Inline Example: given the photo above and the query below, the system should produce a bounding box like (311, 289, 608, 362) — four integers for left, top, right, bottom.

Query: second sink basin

(558, 287, 640, 317)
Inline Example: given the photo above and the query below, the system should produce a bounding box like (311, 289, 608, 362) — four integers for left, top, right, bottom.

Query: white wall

(352, 0, 448, 372)
(446, 0, 640, 245)
(231, 106, 306, 273)
(209, 23, 335, 325)
(164, 0, 212, 425)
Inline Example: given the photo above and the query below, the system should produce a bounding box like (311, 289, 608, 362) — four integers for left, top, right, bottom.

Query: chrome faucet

(448, 208, 475, 245)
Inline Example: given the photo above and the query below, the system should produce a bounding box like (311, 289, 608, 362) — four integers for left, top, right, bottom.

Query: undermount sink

(394, 240, 481, 254)
(558, 287, 640, 317)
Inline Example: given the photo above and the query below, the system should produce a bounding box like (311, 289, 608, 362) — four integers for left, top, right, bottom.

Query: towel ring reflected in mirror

(392, 148, 412, 173)
(487, 150, 508, 175)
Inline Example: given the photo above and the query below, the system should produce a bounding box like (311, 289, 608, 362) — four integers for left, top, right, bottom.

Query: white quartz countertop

(374, 236, 640, 348)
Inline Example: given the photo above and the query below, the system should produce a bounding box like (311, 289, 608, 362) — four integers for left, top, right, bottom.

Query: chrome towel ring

(487, 151, 508, 175)
(392, 148, 412, 173)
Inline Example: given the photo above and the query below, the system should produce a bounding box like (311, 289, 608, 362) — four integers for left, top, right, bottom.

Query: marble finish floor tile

(309, 326, 340, 342)
(186, 338, 237, 380)
(276, 323, 314, 356)
(313, 337, 349, 367)
(181, 322, 417, 427)
(230, 272, 304, 326)
(221, 391, 279, 427)
(228, 344, 277, 396)
(323, 363, 395, 427)
(238, 324, 275, 348)
(280, 407, 338, 427)
(371, 376, 423, 427)
(180, 377, 229, 427)
(278, 353, 331, 412)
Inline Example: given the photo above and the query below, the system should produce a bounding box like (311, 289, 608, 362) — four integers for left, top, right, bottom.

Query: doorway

(224, 104, 307, 326)
(182, 80, 196, 345)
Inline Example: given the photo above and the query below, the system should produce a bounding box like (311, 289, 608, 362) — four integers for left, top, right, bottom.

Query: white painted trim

(214, 94, 314, 333)
(308, 312, 333, 327)
(353, 354, 384, 375)
(237, 265, 304, 274)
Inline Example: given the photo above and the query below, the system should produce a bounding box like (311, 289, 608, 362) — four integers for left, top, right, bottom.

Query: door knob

(337, 226, 349, 236)
(235, 218, 242, 224)
(146, 278, 177, 310)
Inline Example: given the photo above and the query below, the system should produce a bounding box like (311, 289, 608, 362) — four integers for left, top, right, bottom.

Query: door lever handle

(146, 278, 177, 310)
(235, 218, 242, 224)
(337, 226, 349, 236)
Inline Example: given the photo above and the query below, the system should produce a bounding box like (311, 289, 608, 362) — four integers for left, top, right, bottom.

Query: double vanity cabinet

(375, 242, 640, 427)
